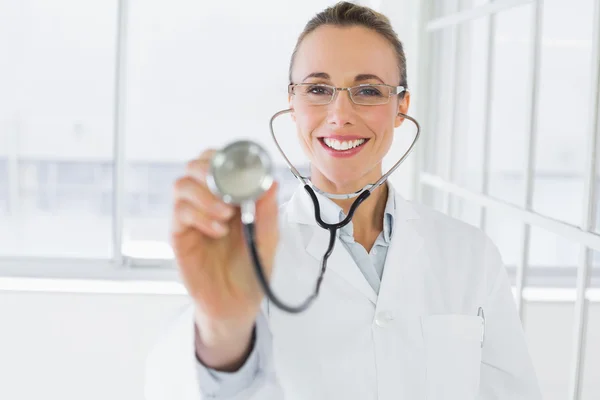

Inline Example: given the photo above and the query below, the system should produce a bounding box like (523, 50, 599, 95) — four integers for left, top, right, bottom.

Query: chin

(321, 171, 362, 189)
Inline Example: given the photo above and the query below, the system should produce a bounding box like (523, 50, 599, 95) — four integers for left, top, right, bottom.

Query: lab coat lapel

(286, 184, 378, 305)
(377, 193, 426, 314)
(305, 226, 378, 305)
(371, 193, 429, 400)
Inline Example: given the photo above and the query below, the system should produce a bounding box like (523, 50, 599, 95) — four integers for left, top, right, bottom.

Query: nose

(327, 88, 355, 127)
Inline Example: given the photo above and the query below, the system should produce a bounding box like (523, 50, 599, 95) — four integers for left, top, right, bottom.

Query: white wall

(0, 0, 422, 201)
(0, 290, 189, 400)
(0, 290, 598, 400)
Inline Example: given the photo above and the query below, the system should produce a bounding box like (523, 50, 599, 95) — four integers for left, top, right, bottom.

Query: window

(422, 0, 599, 277)
(0, 0, 330, 262)
(420, 0, 600, 397)
(486, 4, 534, 207)
(0, 0, 118, 258)
(530, 0, 596, 227)
(120, 0, 336, 259)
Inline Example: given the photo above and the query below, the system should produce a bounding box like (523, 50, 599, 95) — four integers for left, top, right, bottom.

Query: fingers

(184, 151, 215, 184)
(173, 177, 235, 221)
(172, 149, 237, 238)
(255, 181, 278, 213)
(172, 199, 231, 237)
(172, 149, 280, 239)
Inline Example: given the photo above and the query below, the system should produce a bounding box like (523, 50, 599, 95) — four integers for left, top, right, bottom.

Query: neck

(310, 166, 389, 238)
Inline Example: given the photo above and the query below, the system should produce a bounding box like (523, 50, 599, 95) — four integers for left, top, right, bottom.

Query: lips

(318, 135, 369, 141)
(317, 136, 369, 158)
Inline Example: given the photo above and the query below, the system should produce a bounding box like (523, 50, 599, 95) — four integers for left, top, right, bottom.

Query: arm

(478, 237, 543, 400)
(144, 303, 284, 400)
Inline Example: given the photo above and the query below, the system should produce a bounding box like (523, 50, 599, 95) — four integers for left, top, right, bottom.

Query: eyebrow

(302, 72, 385, 84)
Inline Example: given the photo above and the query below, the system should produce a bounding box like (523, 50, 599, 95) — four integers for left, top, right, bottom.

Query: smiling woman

(288, 23, 410, 202)
(146, 2, 543, 400)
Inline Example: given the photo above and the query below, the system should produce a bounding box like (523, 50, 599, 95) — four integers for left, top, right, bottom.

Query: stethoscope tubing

(242, 107, 420, 313)
(243, 185, 371, 313)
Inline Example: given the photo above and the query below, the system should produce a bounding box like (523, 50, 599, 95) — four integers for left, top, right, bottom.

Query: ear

(394, 91, 411, 128)
(288, 93, 296, 122)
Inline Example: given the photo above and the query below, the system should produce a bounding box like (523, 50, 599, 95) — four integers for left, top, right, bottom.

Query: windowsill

(0, 276, 598, 302)
(0, 276, 187, 295)
(0, 258, 599, 301)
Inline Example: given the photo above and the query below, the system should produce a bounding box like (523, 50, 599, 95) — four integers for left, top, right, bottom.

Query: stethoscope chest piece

(208, 140, 274, 206)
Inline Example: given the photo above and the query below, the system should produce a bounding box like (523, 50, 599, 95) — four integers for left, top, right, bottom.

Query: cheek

(364, 107, 396, 141)
(294, 106, 325, 138)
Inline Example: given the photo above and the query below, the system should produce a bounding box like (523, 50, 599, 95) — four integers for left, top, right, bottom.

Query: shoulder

(409, 201, 489, 244)
(407, 200, 504, 276)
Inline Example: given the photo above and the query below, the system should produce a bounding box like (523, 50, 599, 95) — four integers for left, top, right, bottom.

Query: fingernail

(217, 205, 234, 218)
(212, 221, 228, 235)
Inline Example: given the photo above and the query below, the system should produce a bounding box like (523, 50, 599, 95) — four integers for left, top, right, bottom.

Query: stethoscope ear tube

(269, 108, 420, 200)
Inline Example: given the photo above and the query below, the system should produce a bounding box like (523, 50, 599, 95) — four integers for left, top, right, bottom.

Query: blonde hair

(289, 1, 408, 91)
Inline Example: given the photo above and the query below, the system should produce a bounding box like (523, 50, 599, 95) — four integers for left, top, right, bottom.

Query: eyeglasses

(288, 83, 407, 106)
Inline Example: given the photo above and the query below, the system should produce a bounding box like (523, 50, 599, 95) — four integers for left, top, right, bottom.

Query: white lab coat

(145, 183, 542, 400)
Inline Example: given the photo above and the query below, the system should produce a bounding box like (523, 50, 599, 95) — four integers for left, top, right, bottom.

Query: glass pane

(527, 226, 579, 287)
(593, 131, 600, 235)
(488, 4, 534, 206)
(581, 302, 600, 399)
(432, 0, 460, 19)
(432, 0, 489, 19)
(451, 196, 481, 229)
(595, 185, 600, 234)
(450, 17, 489, 193)
(461, 0, 490, 8)
(0, 1, 117, 258)
(523, 302, 574, 400)
(424, 28, 457, 176)
(421, 186, 445, 214)
(483, 211, 522, 286)
(0, 158, 7, 215)
(121, 0, 340, 258)
(531, 0, 596, 226)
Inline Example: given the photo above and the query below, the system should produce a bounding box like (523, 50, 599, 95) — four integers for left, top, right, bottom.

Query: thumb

(256, 180, 279, 211)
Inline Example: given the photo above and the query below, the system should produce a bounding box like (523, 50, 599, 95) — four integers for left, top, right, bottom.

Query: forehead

(292, 25, 399, 84)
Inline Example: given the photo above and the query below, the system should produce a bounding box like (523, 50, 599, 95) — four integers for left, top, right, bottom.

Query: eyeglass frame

(288, 82, 408, 106)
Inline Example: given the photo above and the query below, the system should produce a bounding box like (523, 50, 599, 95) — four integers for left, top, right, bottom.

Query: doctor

(145, 2, 542, 399)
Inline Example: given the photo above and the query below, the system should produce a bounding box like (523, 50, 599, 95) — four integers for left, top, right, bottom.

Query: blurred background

(0, 0, 598, 399)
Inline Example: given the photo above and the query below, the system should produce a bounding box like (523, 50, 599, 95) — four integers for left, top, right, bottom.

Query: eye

(307, 85, 333, 96)
(356, 86, 384, 97)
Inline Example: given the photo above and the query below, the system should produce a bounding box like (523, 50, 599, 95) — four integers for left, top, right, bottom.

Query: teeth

(323, 138, 366, 151)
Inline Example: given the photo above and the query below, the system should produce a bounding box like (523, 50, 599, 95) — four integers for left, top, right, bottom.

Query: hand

(171, 149, 279, 365)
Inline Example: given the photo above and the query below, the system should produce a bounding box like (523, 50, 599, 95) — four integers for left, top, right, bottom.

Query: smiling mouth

(318, 137, 370, 151)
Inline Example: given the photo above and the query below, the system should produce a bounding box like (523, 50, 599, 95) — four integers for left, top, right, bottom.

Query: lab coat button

(375, 311, 394, 327)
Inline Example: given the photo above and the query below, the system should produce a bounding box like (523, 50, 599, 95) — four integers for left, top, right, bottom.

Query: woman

(145, 2, 542, 399)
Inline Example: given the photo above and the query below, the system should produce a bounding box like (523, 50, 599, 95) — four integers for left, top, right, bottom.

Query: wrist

(194, 309, 256, 371)
(194, 308, 256, 347)
(194, 319, 255, 371)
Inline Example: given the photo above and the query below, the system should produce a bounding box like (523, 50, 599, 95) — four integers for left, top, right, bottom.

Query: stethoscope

(207, 108, 420, 314)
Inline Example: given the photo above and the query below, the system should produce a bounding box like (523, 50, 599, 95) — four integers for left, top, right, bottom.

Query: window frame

(414, 0, 600, 397)
(0, 1, 598, 287)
